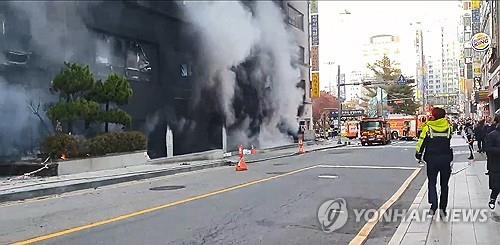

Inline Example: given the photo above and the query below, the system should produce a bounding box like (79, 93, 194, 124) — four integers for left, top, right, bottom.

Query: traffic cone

(236, 147, 248, 171)
(251, 145, 257, 155)
(298, 136, 305, 154)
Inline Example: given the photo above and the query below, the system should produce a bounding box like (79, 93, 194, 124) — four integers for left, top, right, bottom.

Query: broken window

(298, 46, 305, 64)
(125, 41, 152, 82)
(287, 4, 304, 30)
(180, 63, 192, 77)
(95, 34, 126, 79)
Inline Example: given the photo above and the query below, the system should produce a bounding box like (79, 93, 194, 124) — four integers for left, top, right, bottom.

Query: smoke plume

(180, 1, 304, 148)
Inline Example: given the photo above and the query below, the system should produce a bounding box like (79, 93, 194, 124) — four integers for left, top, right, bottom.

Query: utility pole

(337, 64, 342, 144)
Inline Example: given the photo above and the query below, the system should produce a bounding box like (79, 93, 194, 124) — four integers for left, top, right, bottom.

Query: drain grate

(266, 171, 289, 175)
(149, 185, 186, 191)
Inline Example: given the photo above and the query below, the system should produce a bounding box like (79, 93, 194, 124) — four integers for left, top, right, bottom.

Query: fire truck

(359, 118, 392, 146)
(386, 114, 429, 140)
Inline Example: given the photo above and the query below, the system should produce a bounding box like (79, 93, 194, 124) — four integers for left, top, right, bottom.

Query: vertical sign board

(311, 46, 319, 71)
(472, 9, 481, 35)
(310, 0, 320, 98)
(471, 0, 481, 10)
(311, 15, 319, 46)
(311, 0, 318, 14)
(311, 73, 320, 98)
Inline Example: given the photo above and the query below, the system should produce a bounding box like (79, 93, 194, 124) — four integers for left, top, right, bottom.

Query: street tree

(312, 91, 339, 121)
(48, 63, 99, 132)
(365, 55, 418, 115)
(89, 73, 133, 132)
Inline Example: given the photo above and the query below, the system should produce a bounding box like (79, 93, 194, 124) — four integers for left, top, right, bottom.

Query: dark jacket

(416, 118, 453, 163)
(474, 124, 486, 140)
(484, 125, 500, 172)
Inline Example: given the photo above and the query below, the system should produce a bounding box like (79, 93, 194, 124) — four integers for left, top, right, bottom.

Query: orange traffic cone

(236, 146, 248, 171)
(251, 145, 257, 155)
(298, 136, 305, 154)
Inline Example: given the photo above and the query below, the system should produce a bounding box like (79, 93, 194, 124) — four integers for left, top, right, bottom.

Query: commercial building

(280, 0, 313, 131)
(0, 1, 311, 162)
(476, 0, 500, 118)
(345, 70, 363, 102)
(424, 24, 461, 114)
(362, 34, 402, 74)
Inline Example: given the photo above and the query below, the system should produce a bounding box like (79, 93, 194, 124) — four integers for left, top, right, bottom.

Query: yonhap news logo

(317, 198, 493, 233)
(317, 198, 348, 233)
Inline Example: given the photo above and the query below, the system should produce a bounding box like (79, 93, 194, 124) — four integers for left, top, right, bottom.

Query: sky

(318, 1, 462, 91)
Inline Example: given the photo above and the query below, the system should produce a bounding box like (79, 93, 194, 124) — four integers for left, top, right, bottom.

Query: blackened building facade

(0, 1, 311, 162)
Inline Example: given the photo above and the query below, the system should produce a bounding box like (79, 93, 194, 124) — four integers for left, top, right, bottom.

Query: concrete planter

(57, 151, 149, 175)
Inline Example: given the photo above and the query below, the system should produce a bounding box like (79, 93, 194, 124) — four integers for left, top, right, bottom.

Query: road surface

(1, 141, 448, 245)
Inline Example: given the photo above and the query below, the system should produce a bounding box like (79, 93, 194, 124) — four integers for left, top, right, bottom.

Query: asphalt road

(0, 140, 433, 245)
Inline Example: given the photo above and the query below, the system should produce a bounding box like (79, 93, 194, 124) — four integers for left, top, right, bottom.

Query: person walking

(474, 119, 486, 153)
(464, 122, 475, 160)
(483, 111, 500, 209)
(415, 107, 453, 216)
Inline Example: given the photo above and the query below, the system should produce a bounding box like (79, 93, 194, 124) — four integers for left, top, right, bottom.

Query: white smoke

(7, 1, 94, 63)
(0, 77, 50, 157)
(182, 1, 261, 125)
(180, 1, 304, 148)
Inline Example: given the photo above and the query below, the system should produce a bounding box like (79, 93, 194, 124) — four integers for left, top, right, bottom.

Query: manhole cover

(149, 185, 186, 191)
(266, 172, 288, 175)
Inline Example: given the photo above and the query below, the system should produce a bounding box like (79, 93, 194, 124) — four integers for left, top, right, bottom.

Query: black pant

(490, 172, 500, 200)
(427, 160, 452, 210)
(477, 139, 483, 152)
(468, 143, 474, 158)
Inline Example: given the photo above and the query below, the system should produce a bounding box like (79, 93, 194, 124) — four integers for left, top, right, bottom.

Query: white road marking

(317, 175, 339, 179)
(317, 165, 419, 170)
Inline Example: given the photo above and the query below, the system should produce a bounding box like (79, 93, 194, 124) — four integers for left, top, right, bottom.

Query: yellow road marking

(13, 165, 317, 245)
(349, 167, 422, 245)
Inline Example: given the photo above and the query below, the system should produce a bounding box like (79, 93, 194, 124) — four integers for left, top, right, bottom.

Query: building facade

(0, 1, 311, 162)
(476, 0, 500, 118)
(280, 0, 313, 131)
(362, 34, 402, 74)
(345, 70, 363, 102)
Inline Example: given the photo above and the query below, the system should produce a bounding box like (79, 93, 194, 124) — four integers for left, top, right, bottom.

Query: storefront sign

(471, 33, 491, 51)
(311, 46, 319, 71)
(311, 15, 319, 46)
(311, 72, 320, 98)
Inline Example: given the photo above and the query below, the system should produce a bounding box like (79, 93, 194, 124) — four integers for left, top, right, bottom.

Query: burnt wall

(0, 1, 222, 162)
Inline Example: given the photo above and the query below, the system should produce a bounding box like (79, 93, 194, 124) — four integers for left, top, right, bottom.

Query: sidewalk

(0, 141, 344, 203)
(389, 155, 500, 244)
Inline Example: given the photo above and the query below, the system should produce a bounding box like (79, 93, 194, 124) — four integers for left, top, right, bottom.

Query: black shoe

(439, 209, 447, 217)
(468, 156, 474, 160)
(429, 209, 436, 216)
(489, 199, 496, 209)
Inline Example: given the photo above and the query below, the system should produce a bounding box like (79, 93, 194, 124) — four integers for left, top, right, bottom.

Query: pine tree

(365, 55, 418, 115)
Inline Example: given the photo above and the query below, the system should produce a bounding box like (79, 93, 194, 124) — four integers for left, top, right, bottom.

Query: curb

(230, 143, 346, 164)
(0, 143, 346, 203)
(0, 160, 230, 203)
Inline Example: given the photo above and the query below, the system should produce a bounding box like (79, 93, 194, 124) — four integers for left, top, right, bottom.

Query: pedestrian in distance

(483, 110, 500, 209)
(464, 122, 475, 160)
(415, 107, 453, 216)
(474, 119, 486, 153)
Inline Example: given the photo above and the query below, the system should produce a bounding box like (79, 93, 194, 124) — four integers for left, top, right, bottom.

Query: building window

(180, 63, 192, 77)
(95, 33, 153, 82)
(287, 4, 304, 30)
(298, 46, 305, 64)
(464, 48, 472, 58)
(125, 41, 153, 82)
(464, 32, 472, 42)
